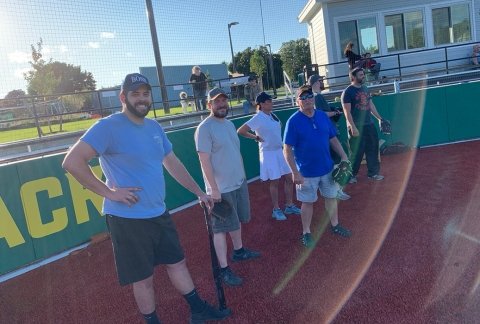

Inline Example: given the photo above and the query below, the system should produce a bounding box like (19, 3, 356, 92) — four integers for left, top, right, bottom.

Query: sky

(0, 0, 308, 98)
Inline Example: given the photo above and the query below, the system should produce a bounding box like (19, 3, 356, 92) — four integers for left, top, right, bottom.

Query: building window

(385, 11, 425, 52)
(339, 17, 379, 57)
(432, 3, 471, 45)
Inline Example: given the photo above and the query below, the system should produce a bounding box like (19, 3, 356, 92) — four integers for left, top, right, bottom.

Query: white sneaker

(368, 174, 384, 181)
(348, 176, 357, 184)
(336, 189, 351, 200)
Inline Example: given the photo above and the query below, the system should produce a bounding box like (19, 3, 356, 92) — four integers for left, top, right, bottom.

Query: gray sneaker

(368, 174, 384, 181)
(220, 267, 243, 286)
(336, 189, 351, 200)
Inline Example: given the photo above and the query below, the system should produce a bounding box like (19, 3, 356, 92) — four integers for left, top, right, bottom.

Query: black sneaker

(190, 301, 231, 324)
(331, 224, 352, 237)
(301, 233, 314, 248)
(221, 267, 243, 286)
(231, 248, 261, 262)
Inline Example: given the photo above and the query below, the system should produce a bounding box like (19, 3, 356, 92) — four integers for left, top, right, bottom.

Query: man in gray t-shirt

(195, 88, 260, 287)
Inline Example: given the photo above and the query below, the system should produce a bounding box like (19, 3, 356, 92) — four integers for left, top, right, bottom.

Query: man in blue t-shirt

(341, 67, 386, 184)
(283, 85, 352, 248)
(62, 73, 230, 324)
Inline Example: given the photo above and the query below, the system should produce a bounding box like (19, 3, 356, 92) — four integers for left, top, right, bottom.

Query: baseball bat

(201, 203, 228, 311)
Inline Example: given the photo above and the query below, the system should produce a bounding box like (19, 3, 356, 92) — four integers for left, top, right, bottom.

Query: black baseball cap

(121, 73, 151, 92)
(307, 74, 322, 86)
(255, 92, 272, 106)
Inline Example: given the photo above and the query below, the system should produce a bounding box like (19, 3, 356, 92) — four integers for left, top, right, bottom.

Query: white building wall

(303, 0, 480, 83)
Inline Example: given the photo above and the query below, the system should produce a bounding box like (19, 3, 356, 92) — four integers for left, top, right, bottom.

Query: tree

(4, 89, 26, 100)
(228, 47, 254, 75)
(278, 38, 311, 81)
(2, 89, 26, 107)
(250, 50, 267, 86)
(24, 38, 96, 96)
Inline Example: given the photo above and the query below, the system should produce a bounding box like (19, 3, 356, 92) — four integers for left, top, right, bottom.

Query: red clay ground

(1, 141, 479, 324)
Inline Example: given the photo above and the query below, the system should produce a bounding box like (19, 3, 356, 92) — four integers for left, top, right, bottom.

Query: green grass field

(0, 87, 286, 144)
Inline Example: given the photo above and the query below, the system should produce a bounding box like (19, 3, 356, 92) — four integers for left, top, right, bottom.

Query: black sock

(183, 288, 205, 314)
(234, 247, 245, 255)
(142, 310, 160, 324)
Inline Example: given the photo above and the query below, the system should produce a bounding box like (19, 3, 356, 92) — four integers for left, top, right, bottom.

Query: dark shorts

(106, 212, 185, 286)
(211, 180, 251, 233)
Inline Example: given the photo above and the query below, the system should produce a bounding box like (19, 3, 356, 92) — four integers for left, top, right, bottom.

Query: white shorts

(259, 149, 292, 181)
(296, 171, 339, 202)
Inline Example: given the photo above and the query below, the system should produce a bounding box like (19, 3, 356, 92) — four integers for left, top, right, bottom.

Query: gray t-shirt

(195, 116, 246, 194)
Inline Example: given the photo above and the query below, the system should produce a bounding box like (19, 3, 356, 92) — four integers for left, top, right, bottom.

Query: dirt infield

(1, 141, 479, 323)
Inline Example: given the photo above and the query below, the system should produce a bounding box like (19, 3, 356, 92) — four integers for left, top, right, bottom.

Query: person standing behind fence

(341, 67, 385, 184)
(62, 73, 230, 324)
(237, 92, 301, 221)
(344, 42, 363, 70)
(243, 75, 261, 114)
(189, 66, 208, 111)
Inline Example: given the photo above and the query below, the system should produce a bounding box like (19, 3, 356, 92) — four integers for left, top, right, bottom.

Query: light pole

(228, 22, 239, 73)
(265, 44, 277, 97)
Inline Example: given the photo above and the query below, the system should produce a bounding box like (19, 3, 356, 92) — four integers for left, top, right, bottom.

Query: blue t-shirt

(283, 110, 337, 177)
(81, 113, 173, 219)
(341, 85, 373, 126)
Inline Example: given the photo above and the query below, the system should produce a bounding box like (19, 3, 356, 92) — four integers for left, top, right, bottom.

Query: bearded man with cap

(62, 73, 230, 324)
(308, 74, 351, 201)
(283, 85, 352, 248)
(195, 87, 261, 288)
(237, 92, 301, 221)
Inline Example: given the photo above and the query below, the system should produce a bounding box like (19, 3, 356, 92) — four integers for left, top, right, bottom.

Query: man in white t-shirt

(237, 92, 301, 220)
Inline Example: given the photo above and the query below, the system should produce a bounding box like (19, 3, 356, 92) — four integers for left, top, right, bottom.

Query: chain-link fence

(0, 0, 308, 144)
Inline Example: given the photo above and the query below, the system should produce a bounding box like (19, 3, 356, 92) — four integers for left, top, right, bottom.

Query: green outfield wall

(1, 81, 479, 275)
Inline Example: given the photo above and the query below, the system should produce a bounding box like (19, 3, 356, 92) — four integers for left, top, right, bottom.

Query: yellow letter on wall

(20, 177, 68, 239)
(0, 197, 26, 247)
(65, 165, 103, 224)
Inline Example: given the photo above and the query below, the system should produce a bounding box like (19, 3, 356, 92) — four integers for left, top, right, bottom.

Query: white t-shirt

(245, 111, 283, 152)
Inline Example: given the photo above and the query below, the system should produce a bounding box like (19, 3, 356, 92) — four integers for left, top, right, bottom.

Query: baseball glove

(332, 160, 353, 186)
(380, 119, 392, 134)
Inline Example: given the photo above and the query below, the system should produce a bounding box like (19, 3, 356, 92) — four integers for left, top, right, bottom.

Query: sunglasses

(298, 93, 314, 100)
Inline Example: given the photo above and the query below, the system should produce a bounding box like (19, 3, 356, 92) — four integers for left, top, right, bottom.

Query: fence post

(397, 54, 402, 79)
(445, 47, 449, 74)
(31, 97, 43, 139)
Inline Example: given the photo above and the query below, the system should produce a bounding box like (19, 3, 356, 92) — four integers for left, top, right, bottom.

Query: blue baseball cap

(121, 73, 151, 92)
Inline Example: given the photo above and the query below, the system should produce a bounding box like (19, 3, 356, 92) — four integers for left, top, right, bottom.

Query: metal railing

(317, 41, 479, 91)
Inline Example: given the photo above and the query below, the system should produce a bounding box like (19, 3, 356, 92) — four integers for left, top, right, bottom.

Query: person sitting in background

(471, 44, 480, 66)
(363, 53, 381, 81)
(344, 42, 363, 70)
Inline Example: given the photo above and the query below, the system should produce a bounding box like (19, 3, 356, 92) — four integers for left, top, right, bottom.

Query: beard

(126, 98, 151, 118)
(212, 105, 229, 118)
